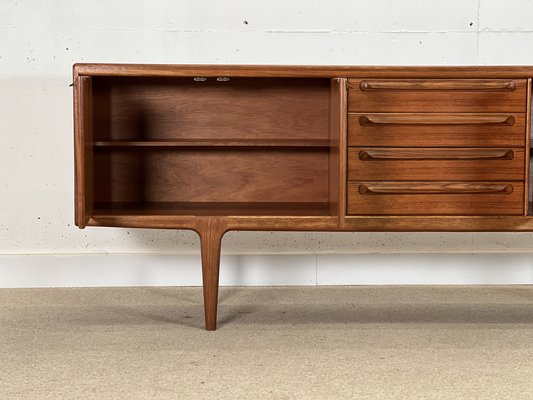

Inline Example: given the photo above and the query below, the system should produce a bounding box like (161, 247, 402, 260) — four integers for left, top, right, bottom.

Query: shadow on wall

(124, 229, 533, 254)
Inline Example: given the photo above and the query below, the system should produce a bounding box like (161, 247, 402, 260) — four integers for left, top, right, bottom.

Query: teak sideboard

(73, 64, 533, 330)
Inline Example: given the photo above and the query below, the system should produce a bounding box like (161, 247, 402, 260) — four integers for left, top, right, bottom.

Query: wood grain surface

(348, 79, 527, 113)
(93, 148, 329, 204)
(197, 217, 226, 331)
(92, 77, 330, 141)
(358, 79, 518, 91)
(93, 139, 330, 148)
(74, 64, 533, 79)
(348, 113, 526, 147)
(73, 76, 93, 228)
(329, 78, 347, 222)
(525, 79, 532, 214)
(347, 181, 524, 215)
(348, 148, 524, 181)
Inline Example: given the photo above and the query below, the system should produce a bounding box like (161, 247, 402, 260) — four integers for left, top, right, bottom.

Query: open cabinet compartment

(79, 76, 342, 218)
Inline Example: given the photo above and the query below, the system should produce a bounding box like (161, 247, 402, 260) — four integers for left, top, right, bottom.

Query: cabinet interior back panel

(93, 148, 329, 203)
(92, 77, 330, 141)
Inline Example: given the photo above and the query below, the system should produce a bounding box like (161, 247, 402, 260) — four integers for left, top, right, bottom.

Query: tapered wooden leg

(198, 219, 224, 331)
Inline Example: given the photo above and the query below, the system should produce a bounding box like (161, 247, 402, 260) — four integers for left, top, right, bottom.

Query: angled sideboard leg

(196, 218, 226, 331)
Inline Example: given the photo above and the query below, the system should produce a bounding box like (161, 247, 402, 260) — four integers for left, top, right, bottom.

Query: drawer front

(348, 113, 526, 147)
(347, 181, 524, 216)
(347, 79, 527, 113)
(348, 148, 525, 181)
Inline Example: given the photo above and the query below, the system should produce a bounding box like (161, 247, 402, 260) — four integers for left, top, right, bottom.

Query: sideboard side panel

(525, 78, 532, 215)
(74, 75, 94, 228)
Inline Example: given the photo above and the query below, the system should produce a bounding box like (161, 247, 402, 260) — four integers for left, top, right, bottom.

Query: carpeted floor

(1, 286, 532, 399)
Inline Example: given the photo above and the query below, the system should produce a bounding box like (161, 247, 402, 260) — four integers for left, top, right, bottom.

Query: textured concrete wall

(2, 1, 533, 286)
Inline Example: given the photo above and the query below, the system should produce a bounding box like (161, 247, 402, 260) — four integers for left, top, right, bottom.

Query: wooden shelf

(94, 202, 332, 217)
(93, 139, 331, 148)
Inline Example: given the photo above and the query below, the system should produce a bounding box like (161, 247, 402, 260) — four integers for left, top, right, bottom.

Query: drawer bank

(73, 64, 533, 330)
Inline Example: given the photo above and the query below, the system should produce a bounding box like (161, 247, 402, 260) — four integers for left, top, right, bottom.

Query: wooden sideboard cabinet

(73, 64, 533, 330)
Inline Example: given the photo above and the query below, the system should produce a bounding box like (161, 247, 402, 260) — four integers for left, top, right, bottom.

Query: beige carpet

(1, 286, 533, 399)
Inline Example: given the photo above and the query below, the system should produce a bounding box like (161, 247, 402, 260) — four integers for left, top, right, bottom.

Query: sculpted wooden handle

(359, 79, 517, 91)
(358, 148, 515, 161)
(359, 182, 514, 195)
(359, 113, 515, 126)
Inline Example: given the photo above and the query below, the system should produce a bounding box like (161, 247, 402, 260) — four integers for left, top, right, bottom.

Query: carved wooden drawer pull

(358, 182, 514, 195)
(358, 149, 515, 161)
(359, 114, 515, 126)
(359, 79, 517, 91)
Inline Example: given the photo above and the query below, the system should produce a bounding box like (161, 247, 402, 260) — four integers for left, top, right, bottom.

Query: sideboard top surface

(73, 63, 533, 78)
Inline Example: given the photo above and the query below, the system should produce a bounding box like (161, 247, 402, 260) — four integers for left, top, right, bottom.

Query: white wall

(3, 0, 533, 287)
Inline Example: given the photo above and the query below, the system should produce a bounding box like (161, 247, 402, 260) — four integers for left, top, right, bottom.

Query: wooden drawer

(348, 113, 526, 147)
(347, 181, 524, 216)
(347, 79, 527, 113)
(347, 148, 525, 181)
